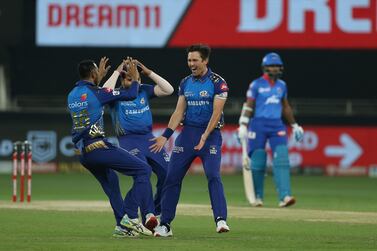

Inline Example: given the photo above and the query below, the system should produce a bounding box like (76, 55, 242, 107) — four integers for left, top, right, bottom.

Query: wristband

(162, 128, 174, 139)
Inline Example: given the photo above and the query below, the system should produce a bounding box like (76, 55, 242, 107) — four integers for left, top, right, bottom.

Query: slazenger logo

(265, 95, 280, 104)
(68, 101, 88, 109)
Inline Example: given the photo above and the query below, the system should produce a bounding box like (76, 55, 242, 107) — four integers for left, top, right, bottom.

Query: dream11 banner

(36, 0, 377, 48)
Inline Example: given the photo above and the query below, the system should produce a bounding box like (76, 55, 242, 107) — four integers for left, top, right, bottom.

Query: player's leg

(269, 128, 295, 207)
(80, 156, 125, 227)
(248, 119, 268, 203)
(198, 132, 229, 233)
(154, 133, 195, 237)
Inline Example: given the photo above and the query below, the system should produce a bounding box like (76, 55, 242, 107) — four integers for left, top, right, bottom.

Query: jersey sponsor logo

(265, 95, 280, 104)
(163, 152, 170, 162)
(123, 105, 150, 115)
(258, 87, 271, 93)
(80, 93, 87, 101)
(68, 101, 88, 109)
(184, 91, 194, 97)
(187, 100, 210, 106)
(199, 90, 209, 97)
(128, 148, 140, 156)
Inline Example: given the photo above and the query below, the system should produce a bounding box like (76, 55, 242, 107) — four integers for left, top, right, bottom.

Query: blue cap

(261, 53, 283, 66)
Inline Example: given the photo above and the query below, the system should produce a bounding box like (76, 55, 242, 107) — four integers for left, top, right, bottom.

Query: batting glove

(292, 123, 304, 142)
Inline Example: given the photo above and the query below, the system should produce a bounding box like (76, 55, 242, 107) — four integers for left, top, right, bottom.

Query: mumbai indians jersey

(110, 84, 156, 135)
(67, 80, 139, 147)
(246, 75, 287, 119)
(178, 68, 229, 128)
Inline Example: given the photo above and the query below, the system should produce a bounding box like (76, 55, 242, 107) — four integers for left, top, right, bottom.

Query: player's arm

(102, 60, 126, 89)
(194, 95, 227, 150)
(134, 59, 174, 97)
(149, 96, 186, 153)
(282, 98, 304, 142)
(238, 81, 257, 140)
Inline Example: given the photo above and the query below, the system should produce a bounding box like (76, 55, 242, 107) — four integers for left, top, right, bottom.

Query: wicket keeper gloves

(291, 123, 304, 142)
(237, 124, 248, 141)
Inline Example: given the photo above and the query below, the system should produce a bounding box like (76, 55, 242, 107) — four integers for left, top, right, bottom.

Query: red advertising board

(170, 0, 377, 48)
(154, 124, 377, 174)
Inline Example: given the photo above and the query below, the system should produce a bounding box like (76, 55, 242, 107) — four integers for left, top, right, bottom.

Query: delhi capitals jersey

(67, 80, 139, 148)
(110, 84, 156, 135)
(246, 75, 287, 119)
(178, 68, 229, 128)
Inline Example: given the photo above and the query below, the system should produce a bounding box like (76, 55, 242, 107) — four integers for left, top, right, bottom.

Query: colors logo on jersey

(80, 93, 87, 101)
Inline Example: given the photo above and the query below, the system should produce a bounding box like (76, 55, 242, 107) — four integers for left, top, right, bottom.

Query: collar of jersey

(75, 80, 96, 86)
(192, 68, 212, 82)
(262, 74, 276, 87)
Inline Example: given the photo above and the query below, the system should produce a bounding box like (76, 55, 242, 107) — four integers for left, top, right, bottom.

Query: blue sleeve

(140, 84, 156, 99)
(178, 79, 186, 96)
(283, 84, 288, 99)
(246, 81, 258, 100)
(214, 80, 229, 95)
(94, 81, 139, 105)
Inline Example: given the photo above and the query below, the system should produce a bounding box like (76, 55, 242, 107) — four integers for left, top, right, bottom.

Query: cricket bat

(241, 138, 256, 205)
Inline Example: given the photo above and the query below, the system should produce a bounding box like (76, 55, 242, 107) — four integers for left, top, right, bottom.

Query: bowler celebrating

(151, 44, 230, 237)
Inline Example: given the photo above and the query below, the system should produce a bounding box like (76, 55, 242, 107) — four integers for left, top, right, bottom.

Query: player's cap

(261, 53, 283, 66)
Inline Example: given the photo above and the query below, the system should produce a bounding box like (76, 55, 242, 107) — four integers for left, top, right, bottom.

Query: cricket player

(67, 58, 158, 237)
(104, 58, 173, 221)
(150, 44, 230, 237)
(237, 53, 304, 207)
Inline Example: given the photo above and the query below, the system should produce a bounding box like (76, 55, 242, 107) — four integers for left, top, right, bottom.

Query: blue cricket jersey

(67, 80, 139, 149)
(178, 68, 229, 128)
(110, 84, 156, 135)
(246, 74, 287, 119)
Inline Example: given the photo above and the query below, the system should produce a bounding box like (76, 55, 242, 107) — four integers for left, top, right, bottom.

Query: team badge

(209, 146, 217, 155)
(140, 97, 145, 105)
(199, 90, 209, 97)
(276, 87, 282, 94)
(220, 83, 228, 91)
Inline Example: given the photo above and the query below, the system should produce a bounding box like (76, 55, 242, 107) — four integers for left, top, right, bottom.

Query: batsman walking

(238, 53, 304, 207)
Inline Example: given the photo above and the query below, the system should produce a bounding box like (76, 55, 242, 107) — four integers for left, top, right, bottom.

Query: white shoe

(154, 225, 173, 237)
(145, 213, 159, 232)
(252, 198, 263, 207)
(279, 196, 296, 208)
(120, 214, 153, 236)
(216, 220, 230, 233)
(112, 226, 139, 238)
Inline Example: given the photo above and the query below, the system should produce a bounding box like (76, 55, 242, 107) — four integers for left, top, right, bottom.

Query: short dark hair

(78, 60, 97, 79)
(186, 44, 211, 60)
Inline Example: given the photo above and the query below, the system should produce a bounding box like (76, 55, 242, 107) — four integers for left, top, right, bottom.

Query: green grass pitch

(1, 173, 377, 250)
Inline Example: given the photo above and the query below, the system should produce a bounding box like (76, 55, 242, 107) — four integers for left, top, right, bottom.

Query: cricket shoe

(112, 226, 139, 238)
(278, 196, 296, 208)
(252, 198, 264, 207)
(216, 220, 230, 233)
(120, 215, 153, 236)
(144, 213, 158, 232)
(154, 224, 173, 237)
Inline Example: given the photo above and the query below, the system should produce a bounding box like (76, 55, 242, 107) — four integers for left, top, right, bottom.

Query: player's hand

(125, 57, 140, 82)
(149, 136, 167, 153)
(237, 124, 248, 141)
(194, 133, 208, 151)
(98, 57, 111, 81)
(242, 154, 250, 171)
(292, 123, 304, 142)
(133, 59, 152, 76)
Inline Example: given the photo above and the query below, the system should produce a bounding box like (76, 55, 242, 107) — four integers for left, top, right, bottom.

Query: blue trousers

(79, 139, 155, 226)
(160, 126, 227, 225)
(118, 133, 168, 216)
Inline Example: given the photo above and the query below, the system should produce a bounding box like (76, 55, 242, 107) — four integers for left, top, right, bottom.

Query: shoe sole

(144, 216, 158, 232)
(280, 198, 296, 208)
(154, 233, 173, 237)
(217, 227, 230, 233)
(120, 220, 153, 236)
